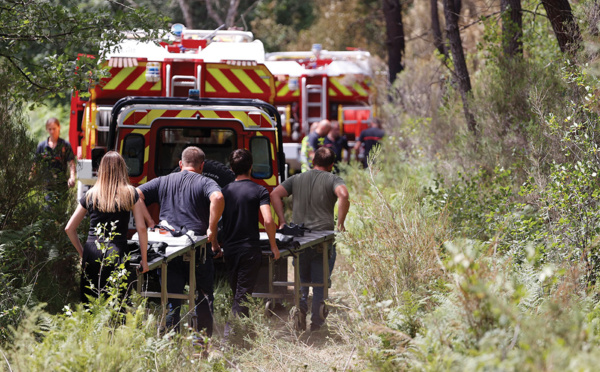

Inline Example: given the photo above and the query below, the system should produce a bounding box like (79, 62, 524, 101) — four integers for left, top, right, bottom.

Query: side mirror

(91, 147, 106, 172)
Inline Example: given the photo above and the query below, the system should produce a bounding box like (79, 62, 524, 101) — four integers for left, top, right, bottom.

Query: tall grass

(339, 149, 448, 304)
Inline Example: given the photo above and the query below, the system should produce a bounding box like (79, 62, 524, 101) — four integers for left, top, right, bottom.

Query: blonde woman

(65, 151, 149, 303)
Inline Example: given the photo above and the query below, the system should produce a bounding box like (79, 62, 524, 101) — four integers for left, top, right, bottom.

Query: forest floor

(205, 252, 366, 371)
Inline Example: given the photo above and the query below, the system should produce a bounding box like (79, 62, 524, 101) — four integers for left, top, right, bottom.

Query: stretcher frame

(130, 235, 207, 332)
(253, 230, 336, 329)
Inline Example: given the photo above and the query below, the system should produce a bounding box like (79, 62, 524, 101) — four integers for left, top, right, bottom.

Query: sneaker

(310, 323, 322, 332)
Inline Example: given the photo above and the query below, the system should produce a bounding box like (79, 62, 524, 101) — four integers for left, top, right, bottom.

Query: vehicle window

(122, 134, 144, 177)
(250, 136, 272, 179)
(156, 128, 236, 176)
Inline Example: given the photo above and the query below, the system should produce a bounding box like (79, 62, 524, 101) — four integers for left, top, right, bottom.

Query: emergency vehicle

(70, 25, 375, 185)
(264, 44, 375, 171)
(71, 26, 284, 198)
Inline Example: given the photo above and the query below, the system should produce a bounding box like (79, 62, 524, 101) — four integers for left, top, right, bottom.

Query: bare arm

(133, 201, 149, 273)
(135, 188, 155, 228)
(260, 204, 280, 260)
(65, 205, 87, 257)
(68, 159, 77, 188)
(208, 191, 225, 255)
(270, 185, 289, 229)
(335, 185, 350, 232)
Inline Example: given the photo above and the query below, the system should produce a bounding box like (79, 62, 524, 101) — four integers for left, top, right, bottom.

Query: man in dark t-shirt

(354, 117, 385, 168)
(35, 117, 76, 195)
(137, 146, 224, 336)
(220, 149, 279, 335)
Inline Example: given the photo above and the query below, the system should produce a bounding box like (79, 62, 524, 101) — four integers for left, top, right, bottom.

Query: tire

(265, 300, 274, 318)
(319, 302, 329, 320)
(202, 159, 235, 188)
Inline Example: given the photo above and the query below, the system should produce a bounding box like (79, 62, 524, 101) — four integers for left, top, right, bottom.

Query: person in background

(354, 117, 385, 168)
(65, 151, 149, 303)
(137, 146, 224, 337)
(36, 118, 77, 197)
(299, 122, 318, 173)
(271, 147, 350, 332)
(323, 121, 350, 171)
(306, 120, 331, 170)
(220, 149, 280, 337)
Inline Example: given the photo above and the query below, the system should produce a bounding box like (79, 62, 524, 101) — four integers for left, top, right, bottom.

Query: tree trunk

(431, 0, 446, 57)
(454, 0, 462, 15)
(206, 0, 225, 26)
(177, 0, 194, 28)
(225, 0, 242, 27)
(541, 0, 581, 54)
(382, 0, 405, 84)
(588, 1, 600, 36)
(501, 0, 523, 58)
(443, 0, 477, 135)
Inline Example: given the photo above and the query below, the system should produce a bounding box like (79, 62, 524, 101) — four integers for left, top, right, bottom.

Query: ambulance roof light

(171, 23, 186, 38)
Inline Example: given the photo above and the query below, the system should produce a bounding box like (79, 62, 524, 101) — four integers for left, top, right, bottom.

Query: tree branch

(1, 54, 48, 91)
(205, 0, 224, 26)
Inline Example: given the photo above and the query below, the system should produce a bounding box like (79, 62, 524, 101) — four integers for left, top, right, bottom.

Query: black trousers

(225, 248, 262, 318)
(164, 254, 214, 336)
(81, 240, 129, 303)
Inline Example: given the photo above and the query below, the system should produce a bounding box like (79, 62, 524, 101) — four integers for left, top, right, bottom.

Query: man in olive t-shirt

(271, 147, 350, 331)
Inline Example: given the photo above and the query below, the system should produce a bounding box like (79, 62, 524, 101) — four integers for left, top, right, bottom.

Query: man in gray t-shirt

(271, 147, 350, 331)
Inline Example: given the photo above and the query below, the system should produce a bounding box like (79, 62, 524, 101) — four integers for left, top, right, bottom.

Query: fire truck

(71, 26, 285, 198)
(70, 25, 375, 188)
(264, 44, 375, 171)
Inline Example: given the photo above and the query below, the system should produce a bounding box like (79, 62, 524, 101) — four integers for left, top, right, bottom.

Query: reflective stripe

(208, 68, 240, 93)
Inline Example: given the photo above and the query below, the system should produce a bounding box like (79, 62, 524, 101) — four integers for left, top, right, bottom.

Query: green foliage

(251, 0, 316, 52)
(426, 167, 517, 242)
(252, 0, 385, 56)
(0, 273, 33, 344)
(1, 296, 204, 370)
(0, 0, 168, 103)
(0, 97, 40, 228)
(340, 145, 448, 304)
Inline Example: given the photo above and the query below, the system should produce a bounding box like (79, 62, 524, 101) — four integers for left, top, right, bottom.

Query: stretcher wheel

(292, 308, 306, 331)
(264, 300, 274, 317)
(319, 302, 329, 320)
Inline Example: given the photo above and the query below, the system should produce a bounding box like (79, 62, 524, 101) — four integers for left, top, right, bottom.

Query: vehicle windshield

(155, 127, 236, 176)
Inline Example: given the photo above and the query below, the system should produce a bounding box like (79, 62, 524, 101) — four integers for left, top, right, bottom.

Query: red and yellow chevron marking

(204, 64, 274, 102)
(328, 75, 371, 98)
(275, 80, 300, 98)
(121, 109, 274, 129)
(101, 61, 162, 92)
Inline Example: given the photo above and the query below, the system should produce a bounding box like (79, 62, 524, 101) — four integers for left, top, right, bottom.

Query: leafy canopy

(0, 0, 169, 103)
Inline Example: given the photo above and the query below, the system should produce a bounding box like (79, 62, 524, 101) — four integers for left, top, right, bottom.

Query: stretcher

(130, 231, 207, 332)
(252, 230, 336, 330)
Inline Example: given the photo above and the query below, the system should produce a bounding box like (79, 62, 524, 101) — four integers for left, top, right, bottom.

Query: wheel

(291, 307, 306, 331)
(264, 300, 274, 318)
(319, 302, 329, 320)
